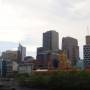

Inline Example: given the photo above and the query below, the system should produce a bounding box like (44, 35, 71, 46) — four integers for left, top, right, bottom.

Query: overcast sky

(0, 0, 90, 58)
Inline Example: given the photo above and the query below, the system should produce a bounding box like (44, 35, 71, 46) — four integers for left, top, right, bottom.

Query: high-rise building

(18, 44, 26, 62)
(62, 37, 79, 66)
(86, 36, 90, 45)
(84, 36, 90, 69)
(36, 30, 59, 69)
(43, 30, 59, 51)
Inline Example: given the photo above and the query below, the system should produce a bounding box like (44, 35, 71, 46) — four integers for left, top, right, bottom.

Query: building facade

(1, 50, 18, 61)
(0, 59, 13, 77)
(62, 37, 79, 66)
(43, 30, 59, 51)
(84, 36, 90, 69)
(37, 30, 59, 69)
(86, 36, 90, 45)
(18, 62, 33, 74)
(18, 44, 26, 62)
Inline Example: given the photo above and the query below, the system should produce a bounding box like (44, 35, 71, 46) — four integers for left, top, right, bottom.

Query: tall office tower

(62, 37, 79, 66)
(43, 30, 59, 51)
(18, 44, 26, 62)
(36, 30, 59, 69)
(86, 36, 90, 45)
(84, 36, 90, 68)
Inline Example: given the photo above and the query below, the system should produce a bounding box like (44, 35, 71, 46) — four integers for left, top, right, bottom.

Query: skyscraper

(18, 44, 26, 62)
(43, 30, 59, 51)
(62, 37, 79, 66)
(86, 36, 90, 45)
(36, 30, 59, 69)
(84, 36, 90, 68)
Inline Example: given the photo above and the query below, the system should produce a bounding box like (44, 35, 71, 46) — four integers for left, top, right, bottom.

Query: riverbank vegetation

(16, 71, 90, 89)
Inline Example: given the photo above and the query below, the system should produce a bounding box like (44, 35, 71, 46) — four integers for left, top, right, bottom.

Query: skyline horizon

(0, 0, 90, 59)
(0, 29, 89, 59)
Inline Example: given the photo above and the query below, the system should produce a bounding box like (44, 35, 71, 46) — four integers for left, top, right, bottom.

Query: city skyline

(0, 0, 90, 58)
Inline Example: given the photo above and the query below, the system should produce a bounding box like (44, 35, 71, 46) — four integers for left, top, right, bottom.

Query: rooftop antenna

(87, 26, 89, 35)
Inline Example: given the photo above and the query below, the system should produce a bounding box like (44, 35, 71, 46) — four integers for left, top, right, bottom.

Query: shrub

(16, 71, 90, 89)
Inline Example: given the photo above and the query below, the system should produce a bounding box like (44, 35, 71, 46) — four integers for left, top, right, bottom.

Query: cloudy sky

(0, 0, 90, 58)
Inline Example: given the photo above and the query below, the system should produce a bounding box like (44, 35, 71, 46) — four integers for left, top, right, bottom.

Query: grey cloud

(2, 0, 90, 19)
(1, 0, 90, 58)
(49, 0, 90, 20)
(2, 0, 49, 14)
(2, 0, 50, 26)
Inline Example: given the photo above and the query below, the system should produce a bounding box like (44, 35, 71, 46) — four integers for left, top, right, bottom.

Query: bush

(15, 71, 90, 89)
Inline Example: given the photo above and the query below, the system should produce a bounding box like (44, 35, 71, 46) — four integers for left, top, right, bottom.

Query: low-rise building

(0, 59, 13, 77)
(24, 56, 34, 62)
(18, 62, 33, 74)
(1, 50, 18, 61)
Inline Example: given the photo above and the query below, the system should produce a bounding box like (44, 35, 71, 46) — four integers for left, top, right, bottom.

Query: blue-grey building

(0, 59, 13, 77)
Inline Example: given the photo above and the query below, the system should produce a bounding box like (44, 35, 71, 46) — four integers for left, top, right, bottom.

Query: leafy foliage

(15, 71, 90, 89)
